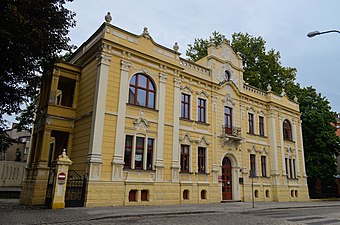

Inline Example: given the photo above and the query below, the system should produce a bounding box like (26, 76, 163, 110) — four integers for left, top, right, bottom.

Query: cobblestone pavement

(1, 199, 340, 225)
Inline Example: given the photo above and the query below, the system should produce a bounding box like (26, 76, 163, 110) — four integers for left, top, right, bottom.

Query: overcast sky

(66, 0, 340, 112)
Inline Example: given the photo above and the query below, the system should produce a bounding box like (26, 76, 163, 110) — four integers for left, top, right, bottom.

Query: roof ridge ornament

(173, 42, 179, 52)
(142, 27, 150, 39)
(105, 12, 112, 24)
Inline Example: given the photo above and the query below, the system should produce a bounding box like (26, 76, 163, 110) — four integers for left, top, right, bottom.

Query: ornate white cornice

(121, 59, 132, 72)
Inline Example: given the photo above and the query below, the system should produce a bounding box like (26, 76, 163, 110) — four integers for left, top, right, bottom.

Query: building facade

(20, 14, 309, 207)
(1, 123, 30, 163)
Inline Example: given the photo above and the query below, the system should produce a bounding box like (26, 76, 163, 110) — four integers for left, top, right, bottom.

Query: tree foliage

(0, 0, 76, 128)
(187, 32, 340, 186)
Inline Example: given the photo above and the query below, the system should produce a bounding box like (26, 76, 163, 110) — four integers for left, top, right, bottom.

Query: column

(155, 73, 167, 182)
(268, 110, 279, 178)
(293, 119, 300, 177)
(278, 115, 286, 176)
(299, 121, 307, 177)
(72, 75, 80, 108)
(49, 70, 60, 104)
(37, 129, 52, 168)
(87, 52, 111, 181)
(171, 77, 181, 182)
(112, 59, 131, 180)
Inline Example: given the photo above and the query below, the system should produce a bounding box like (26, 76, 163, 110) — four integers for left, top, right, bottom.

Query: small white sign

(135, 155, 142, 161)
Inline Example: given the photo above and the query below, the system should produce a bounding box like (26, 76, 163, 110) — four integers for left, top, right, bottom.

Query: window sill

(126, 103, 158, 112)
(196, 121, 210, 126)
(247, 132, 256, 136)
(180, 118, 194, 122)
(180, 171, 194, 174)
(283, 139, 295, 143)
(196, 172, 210, 175)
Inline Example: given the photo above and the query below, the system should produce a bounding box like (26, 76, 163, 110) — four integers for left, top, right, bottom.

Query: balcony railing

(222, 125, 241, 137)
(221, 125, 242, 145)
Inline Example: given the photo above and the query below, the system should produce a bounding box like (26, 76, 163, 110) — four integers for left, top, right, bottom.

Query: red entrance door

(222, 157, 232, 200)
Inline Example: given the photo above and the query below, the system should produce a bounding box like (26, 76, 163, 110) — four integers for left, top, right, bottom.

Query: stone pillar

(268, 110, 279, 180)
(72, 75, 80, 109)
(171, 77, 181, 182)
(278, 115, 286, 176)
(293, 119, 300, 177)
(299, 121, 307, 177)
(87, 52, 111, 181)
(51, 151, 72, 209)
(49, 70, 60, 104)
(112, 59, 131, 181)
(155, 73, 167, 182)
(37, 129, 52, 168)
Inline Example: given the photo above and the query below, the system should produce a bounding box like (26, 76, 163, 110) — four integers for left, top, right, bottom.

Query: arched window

(283, 119, 292, 141)
(128, 73, 156, 109)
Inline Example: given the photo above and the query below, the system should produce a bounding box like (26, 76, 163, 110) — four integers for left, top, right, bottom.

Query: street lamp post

(307, 29, 340, 38)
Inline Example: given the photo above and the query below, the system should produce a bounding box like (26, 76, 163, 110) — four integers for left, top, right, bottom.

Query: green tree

(0, 0, 76, 129)
(288, 85, 340, 184)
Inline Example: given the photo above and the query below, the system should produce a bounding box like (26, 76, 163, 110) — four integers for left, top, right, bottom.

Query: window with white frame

(124, 135, 154, 170)
(197, 98, 206, 123)
(248, 113, 255, 134)
(181, 93, 190, 119)
(197, 147, 206, 173)
(259, 116, 265, 136)
(261, 155, 267, 177)
(180, 145, 190, 172)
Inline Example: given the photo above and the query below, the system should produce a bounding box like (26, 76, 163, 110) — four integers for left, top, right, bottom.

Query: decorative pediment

(180, 85, 194, 94)
(260, 147, 268, 155)
(133, 116, 150, 132)
(222, 93, 235, 107)
(248, 145, 257, 154)
(196, 90, 209, 99)
(196, 136, 210, 146)
(247, 106, 256, 114)
(179, 132, 195, 144)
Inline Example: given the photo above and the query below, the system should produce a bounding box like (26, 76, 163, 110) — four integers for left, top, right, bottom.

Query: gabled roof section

(68, 13, 181, 66)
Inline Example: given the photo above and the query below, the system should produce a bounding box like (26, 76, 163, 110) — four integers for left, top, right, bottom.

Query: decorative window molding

(222, 93, 235, 108)
(196, 90, 209, 99)
(179, 132, 195, 144)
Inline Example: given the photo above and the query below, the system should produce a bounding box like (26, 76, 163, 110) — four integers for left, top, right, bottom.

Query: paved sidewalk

(1, 199, 340, 225)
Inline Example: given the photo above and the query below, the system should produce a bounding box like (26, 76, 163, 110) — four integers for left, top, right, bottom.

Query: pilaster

(268, 109, 279, 182)
(112, 59, 131, 181)
(299, 120, 307, 177)
(171, 77, 181, 182)
(87, 52, 111, 181)
(292, 119, 300, 177)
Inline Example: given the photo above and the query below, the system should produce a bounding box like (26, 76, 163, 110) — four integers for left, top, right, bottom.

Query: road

(2, 199, 340, 225)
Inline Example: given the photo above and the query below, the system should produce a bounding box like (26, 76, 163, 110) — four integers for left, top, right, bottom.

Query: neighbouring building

(20, 13, 309, 207)
(0, 123, 30, 163)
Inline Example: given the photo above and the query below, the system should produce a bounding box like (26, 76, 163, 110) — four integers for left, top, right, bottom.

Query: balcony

(221, 125, 242, 145)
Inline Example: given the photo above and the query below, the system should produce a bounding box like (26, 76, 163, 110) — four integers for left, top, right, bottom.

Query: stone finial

(173, 42, 179, 52)
(281, 88, 286, 96)
(62, 148, 67, 157)
(267, 84, 272, 92)
(143, 27, 149, 35)
(105, 12, 112, 23)
(294, 96, 298, 102)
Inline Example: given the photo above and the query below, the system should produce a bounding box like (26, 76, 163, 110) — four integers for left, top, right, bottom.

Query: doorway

(222, 157, 232, 200)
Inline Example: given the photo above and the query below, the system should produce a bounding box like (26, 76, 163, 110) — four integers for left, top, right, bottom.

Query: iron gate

(65, 170, 86, 207)
(45, 168, 55, 208)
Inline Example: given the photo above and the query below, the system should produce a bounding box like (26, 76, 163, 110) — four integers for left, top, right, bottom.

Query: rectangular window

(181, 93, 190, 119)
(181, 145, 190, 172)
(197, 98, 206, 123)
(198, 147, 206, 173)
(135, 137, 145, 169)
(259, 116, 265, 136)
(292, 159, 296, 178)
(248, 113, 254, 134)
(224, 107, 232, 135)
(289, 158, 293, 178)
(147, 138, 154, 170)
(285, 158, 289, 178)
(261, 156, 267, 177)
(124, 135, 155, 170)
(250, 154, 256, 176)
(124, 135, 133, 169)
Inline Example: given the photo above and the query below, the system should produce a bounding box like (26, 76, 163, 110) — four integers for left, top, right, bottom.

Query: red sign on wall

(57, 172, 66, 184)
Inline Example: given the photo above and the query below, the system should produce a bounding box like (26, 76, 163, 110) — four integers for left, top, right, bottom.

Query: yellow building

(20, 13, 309, 207)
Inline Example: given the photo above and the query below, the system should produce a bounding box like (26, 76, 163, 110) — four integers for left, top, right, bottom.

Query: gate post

(51, 149, 72, 209)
